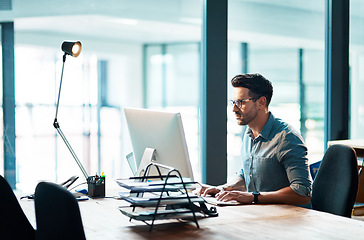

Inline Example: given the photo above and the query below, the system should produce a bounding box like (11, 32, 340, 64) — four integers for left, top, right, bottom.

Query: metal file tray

(119, 193, 204, 207)
(115, 178, 196, 192)
(119, 207, 205, 221)
(117, 162, 218, 231)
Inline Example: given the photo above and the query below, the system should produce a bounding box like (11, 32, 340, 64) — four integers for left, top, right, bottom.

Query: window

(3, 1, 329, 189)
(350, 0, 364, 140)
(144, 43, 201, 180)
(0, 25, 3, 177)
(227, 0, 325, 179)
(8, 0, 203, 190)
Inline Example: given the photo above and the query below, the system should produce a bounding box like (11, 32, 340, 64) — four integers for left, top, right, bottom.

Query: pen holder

(87, 176, 105, 198)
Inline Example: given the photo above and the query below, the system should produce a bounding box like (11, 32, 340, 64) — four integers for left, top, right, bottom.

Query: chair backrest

(34, 181, 86, 240)
(0, 175, 35, 240)
(311, 144, 358, 217)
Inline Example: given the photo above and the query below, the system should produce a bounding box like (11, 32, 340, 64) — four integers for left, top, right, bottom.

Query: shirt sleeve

(278, 131, 312, 197)
(238, 169, 245, 182)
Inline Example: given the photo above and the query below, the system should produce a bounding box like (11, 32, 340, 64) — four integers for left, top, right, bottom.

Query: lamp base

(87, 176, 105, 198)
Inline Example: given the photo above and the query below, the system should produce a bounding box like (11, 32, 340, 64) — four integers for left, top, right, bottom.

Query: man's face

(232, 87, 258, 126)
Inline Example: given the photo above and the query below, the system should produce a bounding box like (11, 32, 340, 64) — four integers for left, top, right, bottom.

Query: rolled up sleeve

(280, 133, 312, 197)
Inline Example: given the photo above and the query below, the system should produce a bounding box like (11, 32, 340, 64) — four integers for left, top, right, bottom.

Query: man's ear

(257, 96, 267, 109)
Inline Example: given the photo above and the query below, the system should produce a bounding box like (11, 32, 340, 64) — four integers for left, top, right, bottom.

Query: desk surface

(19, 193, 364, 240)
(328, 139, 364, 151)
(328, 139, 364, 158)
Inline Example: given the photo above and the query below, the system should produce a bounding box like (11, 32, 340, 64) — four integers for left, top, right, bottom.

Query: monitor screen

(124, 108, 194, 180)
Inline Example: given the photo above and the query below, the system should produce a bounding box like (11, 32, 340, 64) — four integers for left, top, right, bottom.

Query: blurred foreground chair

(0, 175, 35, 240)
(34, 181, 86, 240)
(311, 144, 358, 217)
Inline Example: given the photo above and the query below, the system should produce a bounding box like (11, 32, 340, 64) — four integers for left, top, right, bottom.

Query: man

(200, 73, 312, 206)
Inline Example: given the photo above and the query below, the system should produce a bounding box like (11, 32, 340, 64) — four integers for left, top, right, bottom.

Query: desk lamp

(53, 41, 105, 197)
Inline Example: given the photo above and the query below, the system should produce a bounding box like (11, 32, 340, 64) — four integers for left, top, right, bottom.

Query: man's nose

(232, 104, 239, 112)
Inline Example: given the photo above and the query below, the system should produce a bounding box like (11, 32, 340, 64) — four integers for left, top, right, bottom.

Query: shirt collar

(247, 112, 274, 140)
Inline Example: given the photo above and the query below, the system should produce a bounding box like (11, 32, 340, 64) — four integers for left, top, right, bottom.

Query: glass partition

(144, 43, 201, 180)
(350, 0, 364, 141)
(6, 0, 202, 190)
(2, 0, 328, 188)
(227, 0, 325, 180)
(0, 25, 3, 177)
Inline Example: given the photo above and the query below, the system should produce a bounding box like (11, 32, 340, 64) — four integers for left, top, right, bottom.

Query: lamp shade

(61, 41, 82, 57)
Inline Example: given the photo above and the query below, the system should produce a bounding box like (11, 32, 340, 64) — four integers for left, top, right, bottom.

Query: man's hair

(231, 73, 273, 106)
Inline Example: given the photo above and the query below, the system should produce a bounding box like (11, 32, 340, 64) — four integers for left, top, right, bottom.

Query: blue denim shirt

(239, 113, 312, 197)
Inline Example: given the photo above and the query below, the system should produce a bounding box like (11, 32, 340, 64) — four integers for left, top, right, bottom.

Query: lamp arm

(53, 53, 89, 180)
(54, 54, 67, 120)
(54, 125, 89, 180)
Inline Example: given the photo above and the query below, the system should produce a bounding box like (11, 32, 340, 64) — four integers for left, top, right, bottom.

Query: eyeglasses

(229, 98, 255, 108)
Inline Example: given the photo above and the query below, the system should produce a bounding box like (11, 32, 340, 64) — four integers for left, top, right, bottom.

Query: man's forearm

(258, 186, 311, 205)
(215, 186, 311, 205)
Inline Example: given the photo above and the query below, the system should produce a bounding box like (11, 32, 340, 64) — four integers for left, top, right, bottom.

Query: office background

(0, 0, 361, 190)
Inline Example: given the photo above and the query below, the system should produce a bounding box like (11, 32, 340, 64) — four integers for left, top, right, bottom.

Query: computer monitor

(124, 108, 194, 181)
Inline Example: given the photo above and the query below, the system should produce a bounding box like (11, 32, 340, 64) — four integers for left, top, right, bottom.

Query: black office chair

(0, 175, 35, 240)
(34, 181, 86, 240)
(311, 144, 358, 218)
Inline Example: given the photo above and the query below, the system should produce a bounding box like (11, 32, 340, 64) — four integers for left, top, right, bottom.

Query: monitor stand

(136, 148, 156, 177)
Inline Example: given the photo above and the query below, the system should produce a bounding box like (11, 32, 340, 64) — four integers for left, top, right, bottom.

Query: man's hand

(216, 190, 254, 204)
(197, 176, 246, 197)
(197, 184, 222, 197)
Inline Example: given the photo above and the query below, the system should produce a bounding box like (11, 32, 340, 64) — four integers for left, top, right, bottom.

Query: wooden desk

(328, 140, 364, 203)
(19, 195, 364, 240)
(328, 139, 364, 159)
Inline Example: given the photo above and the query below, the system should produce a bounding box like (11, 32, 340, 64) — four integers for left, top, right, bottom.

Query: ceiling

(0, 0, 343, 50)
(1, 0, 202, 44)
